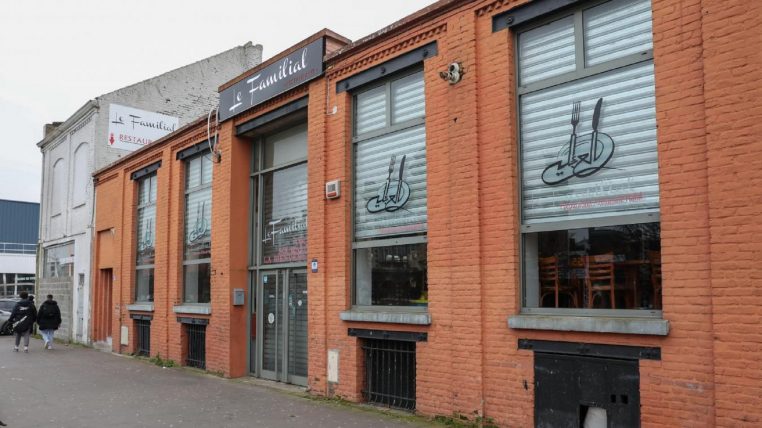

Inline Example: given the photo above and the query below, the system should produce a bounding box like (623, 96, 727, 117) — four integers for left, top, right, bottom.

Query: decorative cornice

(327, 23, 447, 81)
(95, 172, 119, 186)
(169, 128, 215, 153)
(124, 152, 163, 176)
(475, 0, 526, 17)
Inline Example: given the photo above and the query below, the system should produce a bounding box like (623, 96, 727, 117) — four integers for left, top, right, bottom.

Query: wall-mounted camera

(439, 62, 464, 85)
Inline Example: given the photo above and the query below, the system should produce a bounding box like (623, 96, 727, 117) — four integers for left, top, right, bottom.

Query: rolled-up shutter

(184, 187, 211, 259)
(355, 85, 387, 135)
(354, 69, 427, 240)
(518, 15, 576, 87)
(354, 125, 427, 239)
(391, 71, 425, 125)
(584, 0, 653, 67)
(262, 163, 308, 264)
(136, 204, 156, 265)
(184, 155, 212, 260)
(518, 0, 657, 226)
(520, 61, 658, 224)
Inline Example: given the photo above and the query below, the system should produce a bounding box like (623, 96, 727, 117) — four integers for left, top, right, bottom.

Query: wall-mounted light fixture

(439, 62, 464, 85)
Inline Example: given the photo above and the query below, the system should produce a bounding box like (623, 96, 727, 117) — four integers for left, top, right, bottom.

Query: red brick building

(92, 0, 762, 426)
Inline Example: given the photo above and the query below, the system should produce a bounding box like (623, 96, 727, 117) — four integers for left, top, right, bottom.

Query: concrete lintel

(173, 304, 212, 315)
(126, 303, 154, 312)
(340, 310, 431, 325)
(508, 314, 669, 336)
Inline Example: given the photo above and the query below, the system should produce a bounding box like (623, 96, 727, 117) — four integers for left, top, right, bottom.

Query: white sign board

(107, 103, 179, 152)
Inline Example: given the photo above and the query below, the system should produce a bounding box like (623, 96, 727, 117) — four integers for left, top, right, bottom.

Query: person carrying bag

(8, 291, 37, 353)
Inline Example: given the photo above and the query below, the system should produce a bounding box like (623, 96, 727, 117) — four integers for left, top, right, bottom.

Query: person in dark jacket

(8, 291, 36, 353)
(37, 294, 62, 350)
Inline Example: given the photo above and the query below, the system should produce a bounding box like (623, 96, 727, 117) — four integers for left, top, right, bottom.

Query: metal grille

(185, 324, 206, 369)
(362, 339, 416, 410)
(135, 319, 150, 357)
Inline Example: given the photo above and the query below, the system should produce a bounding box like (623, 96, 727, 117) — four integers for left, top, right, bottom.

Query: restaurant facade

(92, 0, 762, 426)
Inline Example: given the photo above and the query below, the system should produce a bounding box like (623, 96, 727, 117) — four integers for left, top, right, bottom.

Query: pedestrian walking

(37, 294, 62, 350)
(8, 291, 36, 353)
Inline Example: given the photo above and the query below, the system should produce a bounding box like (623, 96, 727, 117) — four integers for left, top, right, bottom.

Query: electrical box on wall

(233, 288, 245, 306)
(325, 180, 341, 199)
(120, 325, 129, 345)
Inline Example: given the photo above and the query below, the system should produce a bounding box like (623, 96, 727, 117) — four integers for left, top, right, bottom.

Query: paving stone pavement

(0, 336, 437, 428)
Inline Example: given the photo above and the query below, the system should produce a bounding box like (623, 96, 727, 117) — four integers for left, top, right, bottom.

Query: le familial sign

(107, 104, 179, 152)
(219, 37, 325, 122)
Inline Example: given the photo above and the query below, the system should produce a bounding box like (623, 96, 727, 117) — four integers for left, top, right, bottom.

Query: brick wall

(38, 276, 73, 340)
(91, 1, 762, 426)
(703, 0, 762, 425)
(306, 0, 739, 426)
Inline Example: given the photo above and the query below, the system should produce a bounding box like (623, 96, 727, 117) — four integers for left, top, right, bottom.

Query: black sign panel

(219, 38, 325, 122)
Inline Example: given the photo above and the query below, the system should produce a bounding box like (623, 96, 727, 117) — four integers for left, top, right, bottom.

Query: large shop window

(43, 242, 74, 278)
(258, 123, 308, 265)
(518, 0, 662, 313)
(135, 173, 157, 302)
(353, 69, 428, 308)
(183, 153, 212, 304)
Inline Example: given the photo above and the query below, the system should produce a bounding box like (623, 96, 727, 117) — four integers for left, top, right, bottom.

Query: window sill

(340, 308, 431, 325)
(173, 304, 211, 315)
(508, 314, 669, 336)
(126, 303, 154, 312)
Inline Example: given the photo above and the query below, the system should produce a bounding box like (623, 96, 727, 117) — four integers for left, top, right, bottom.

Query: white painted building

(36, 43, 262, 344)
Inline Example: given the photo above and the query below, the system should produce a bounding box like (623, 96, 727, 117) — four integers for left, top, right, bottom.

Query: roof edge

(36, 100, 98, 148)
(325, 0, 474, 63)
(100, 42, 262, 102)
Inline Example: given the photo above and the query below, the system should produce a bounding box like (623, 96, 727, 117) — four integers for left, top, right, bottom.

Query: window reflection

(525, 222, 661, 310)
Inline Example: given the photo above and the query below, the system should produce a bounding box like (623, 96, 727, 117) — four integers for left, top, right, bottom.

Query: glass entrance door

(256, 269, 307, 386)
(286, 270, 308, 385)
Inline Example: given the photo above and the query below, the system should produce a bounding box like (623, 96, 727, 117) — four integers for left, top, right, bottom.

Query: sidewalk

(0, 336, 436, 428)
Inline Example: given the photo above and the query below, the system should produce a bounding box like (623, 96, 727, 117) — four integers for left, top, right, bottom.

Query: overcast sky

(0, 0, 436, 203)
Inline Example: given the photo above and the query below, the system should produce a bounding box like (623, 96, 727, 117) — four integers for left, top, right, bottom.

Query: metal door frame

(254, 268, 307, 386)
(286, 269, 307, 386)
(257, 269, 283, 382)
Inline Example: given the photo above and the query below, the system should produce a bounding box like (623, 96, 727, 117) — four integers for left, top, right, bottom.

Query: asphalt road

(0, 336, 435, 428)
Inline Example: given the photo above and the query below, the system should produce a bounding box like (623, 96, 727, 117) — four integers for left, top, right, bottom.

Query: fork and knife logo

(541, 97, 615, 186)
(367, 154, 411, 213)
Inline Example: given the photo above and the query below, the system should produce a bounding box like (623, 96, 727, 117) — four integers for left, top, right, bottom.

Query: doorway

(93, 268, 112, 344)
(252, 269, 308, 386)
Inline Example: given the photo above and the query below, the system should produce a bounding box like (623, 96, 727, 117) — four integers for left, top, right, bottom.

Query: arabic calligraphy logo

(188, 201, 210, 243)
(137, 218, 154, 252)
(541, 98, 615, 186)
(367, 154, 410, 213)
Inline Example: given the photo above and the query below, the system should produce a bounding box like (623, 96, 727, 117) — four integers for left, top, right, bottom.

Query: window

(135, 173, 157, 302)
(43, 242, 74, 278)
(51, 158, 66, 216)
(184, 323, 206, 369)
(72, 143, 89, 206)
(362, 338, 417, 410)
(183, 153, 212, 304)
(257, 123, 308, 265)
(353, 69, 428, 308)
(134, 318, 151, 357)
(518, 0, 661, 313)
(0, 274, 35, 297)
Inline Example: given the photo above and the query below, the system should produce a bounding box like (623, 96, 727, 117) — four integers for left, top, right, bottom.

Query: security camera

(439, 62, 464, 85)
